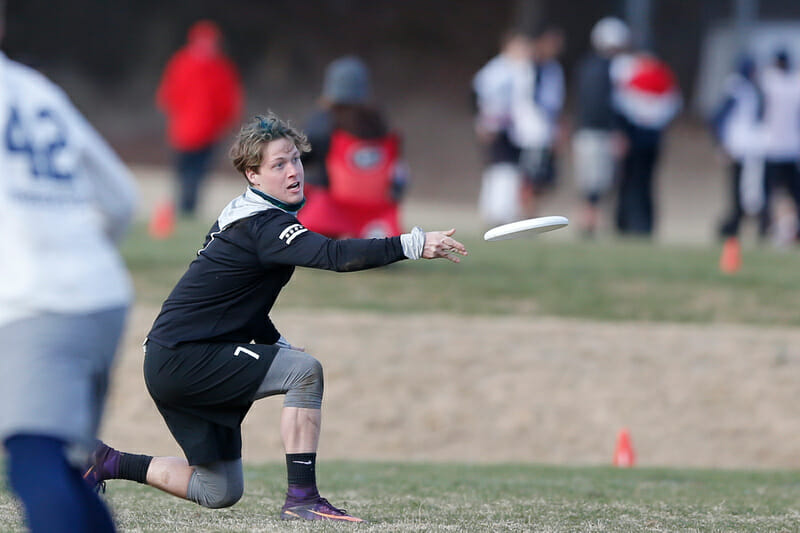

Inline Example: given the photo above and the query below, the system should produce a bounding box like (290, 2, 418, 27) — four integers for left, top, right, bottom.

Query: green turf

(123, 220, 800, 326)
(2, 462, 799, 531)
(3, 226, 798, 530)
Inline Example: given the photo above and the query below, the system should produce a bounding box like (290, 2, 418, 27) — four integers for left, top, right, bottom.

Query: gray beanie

(591, 17, 630, 52)
(322, 56, 371, 105)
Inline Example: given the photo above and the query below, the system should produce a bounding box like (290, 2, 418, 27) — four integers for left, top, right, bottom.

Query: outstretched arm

(255, 212, 469, 271)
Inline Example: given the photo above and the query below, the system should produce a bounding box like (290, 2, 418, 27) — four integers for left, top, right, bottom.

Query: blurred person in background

(472, 27, 532, 226)
(759, 48, 800, 245)
(0, 8, 139, 530)
(612, 47, 681, 237)
(516, 24, 565, 217)
(157, 19, 243, 217)
(572, 16, 630, 238)
(299, 55, 408, 238)
(473, 25, 564, 226)
(710, 55, 768, 241)
(83, 112, 467, 523)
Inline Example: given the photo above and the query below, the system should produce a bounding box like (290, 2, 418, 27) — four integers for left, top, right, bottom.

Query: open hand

(422, 229, 468, 263)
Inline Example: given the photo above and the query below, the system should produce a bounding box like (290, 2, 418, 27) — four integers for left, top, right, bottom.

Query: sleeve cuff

(400, 226, 425, 260)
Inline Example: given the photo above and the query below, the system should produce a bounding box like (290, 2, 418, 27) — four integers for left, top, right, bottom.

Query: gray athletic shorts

(573, 129, 617, 198)
(0, 307, 127, 450)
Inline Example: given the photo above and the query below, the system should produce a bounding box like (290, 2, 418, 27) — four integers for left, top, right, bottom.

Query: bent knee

(188, 462, 244, 509)
(200, 485, 243, 509)
(283, 353, 324, 409)
(303, 356, 323, 386)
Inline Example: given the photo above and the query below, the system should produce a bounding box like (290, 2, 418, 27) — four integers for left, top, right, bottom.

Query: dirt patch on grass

(103, 305, 800, 469)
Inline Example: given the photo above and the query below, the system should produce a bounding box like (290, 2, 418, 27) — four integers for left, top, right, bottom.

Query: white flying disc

(483, 215, 569, 241)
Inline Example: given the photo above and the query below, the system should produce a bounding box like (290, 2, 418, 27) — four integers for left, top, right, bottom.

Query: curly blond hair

(229, 112, 311, 181)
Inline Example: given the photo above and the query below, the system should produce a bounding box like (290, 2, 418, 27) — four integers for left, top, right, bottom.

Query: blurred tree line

(3, 0, 799, 159)
(3, 0, 515, 88)
(5, 0, 800, 94)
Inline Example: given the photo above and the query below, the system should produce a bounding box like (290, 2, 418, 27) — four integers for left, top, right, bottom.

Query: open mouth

(287, 182, 301, 192)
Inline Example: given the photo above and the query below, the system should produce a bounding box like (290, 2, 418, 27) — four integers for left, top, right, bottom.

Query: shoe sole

(280, 509, 364, 522)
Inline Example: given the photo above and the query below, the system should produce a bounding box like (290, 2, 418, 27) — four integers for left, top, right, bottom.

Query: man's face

(534, 31, 564, 62)
(246, 137, 304, 204)
(505, 34, 532, 62)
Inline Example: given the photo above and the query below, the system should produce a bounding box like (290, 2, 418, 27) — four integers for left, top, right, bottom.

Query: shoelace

(320, 498, 348, 515)
(317, 498, 347, 515)
(288, 496, 347, 515)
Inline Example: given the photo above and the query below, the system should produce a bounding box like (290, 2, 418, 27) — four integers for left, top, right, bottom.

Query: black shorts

(486, 131, 522, 165)
(143, 340, 278, 465)
(519, 148, 557, 190)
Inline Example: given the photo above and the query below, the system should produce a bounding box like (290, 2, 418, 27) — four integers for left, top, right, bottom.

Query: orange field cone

(613, 428, 635, 467)
(148, 201, 175, 240)
(719, 237, 741, 274)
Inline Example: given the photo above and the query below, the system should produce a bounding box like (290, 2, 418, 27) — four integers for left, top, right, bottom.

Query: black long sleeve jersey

(147, 208, 406, 348)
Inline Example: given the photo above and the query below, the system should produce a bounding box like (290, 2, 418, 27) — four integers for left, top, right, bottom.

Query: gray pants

(187, 347, 323, 508)
(0, 308, 127, 454)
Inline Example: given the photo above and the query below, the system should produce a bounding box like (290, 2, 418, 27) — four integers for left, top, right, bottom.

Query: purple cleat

(82, 440, 120, 492)
(280, 496, 365, 522)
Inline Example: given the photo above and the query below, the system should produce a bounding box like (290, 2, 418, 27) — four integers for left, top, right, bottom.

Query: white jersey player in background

(0, 23, 138, 533)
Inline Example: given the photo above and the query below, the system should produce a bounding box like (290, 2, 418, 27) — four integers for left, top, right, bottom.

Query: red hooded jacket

(156, 21, 243, 150)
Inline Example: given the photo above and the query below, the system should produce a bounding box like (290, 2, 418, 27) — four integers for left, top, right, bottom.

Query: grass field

(124, 219, 800, 326)
(2, 222, 800, 531)
(2, 462, 800, 531)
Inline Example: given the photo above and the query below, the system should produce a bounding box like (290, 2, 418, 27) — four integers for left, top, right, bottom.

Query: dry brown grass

(103, 305, 800, 470)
